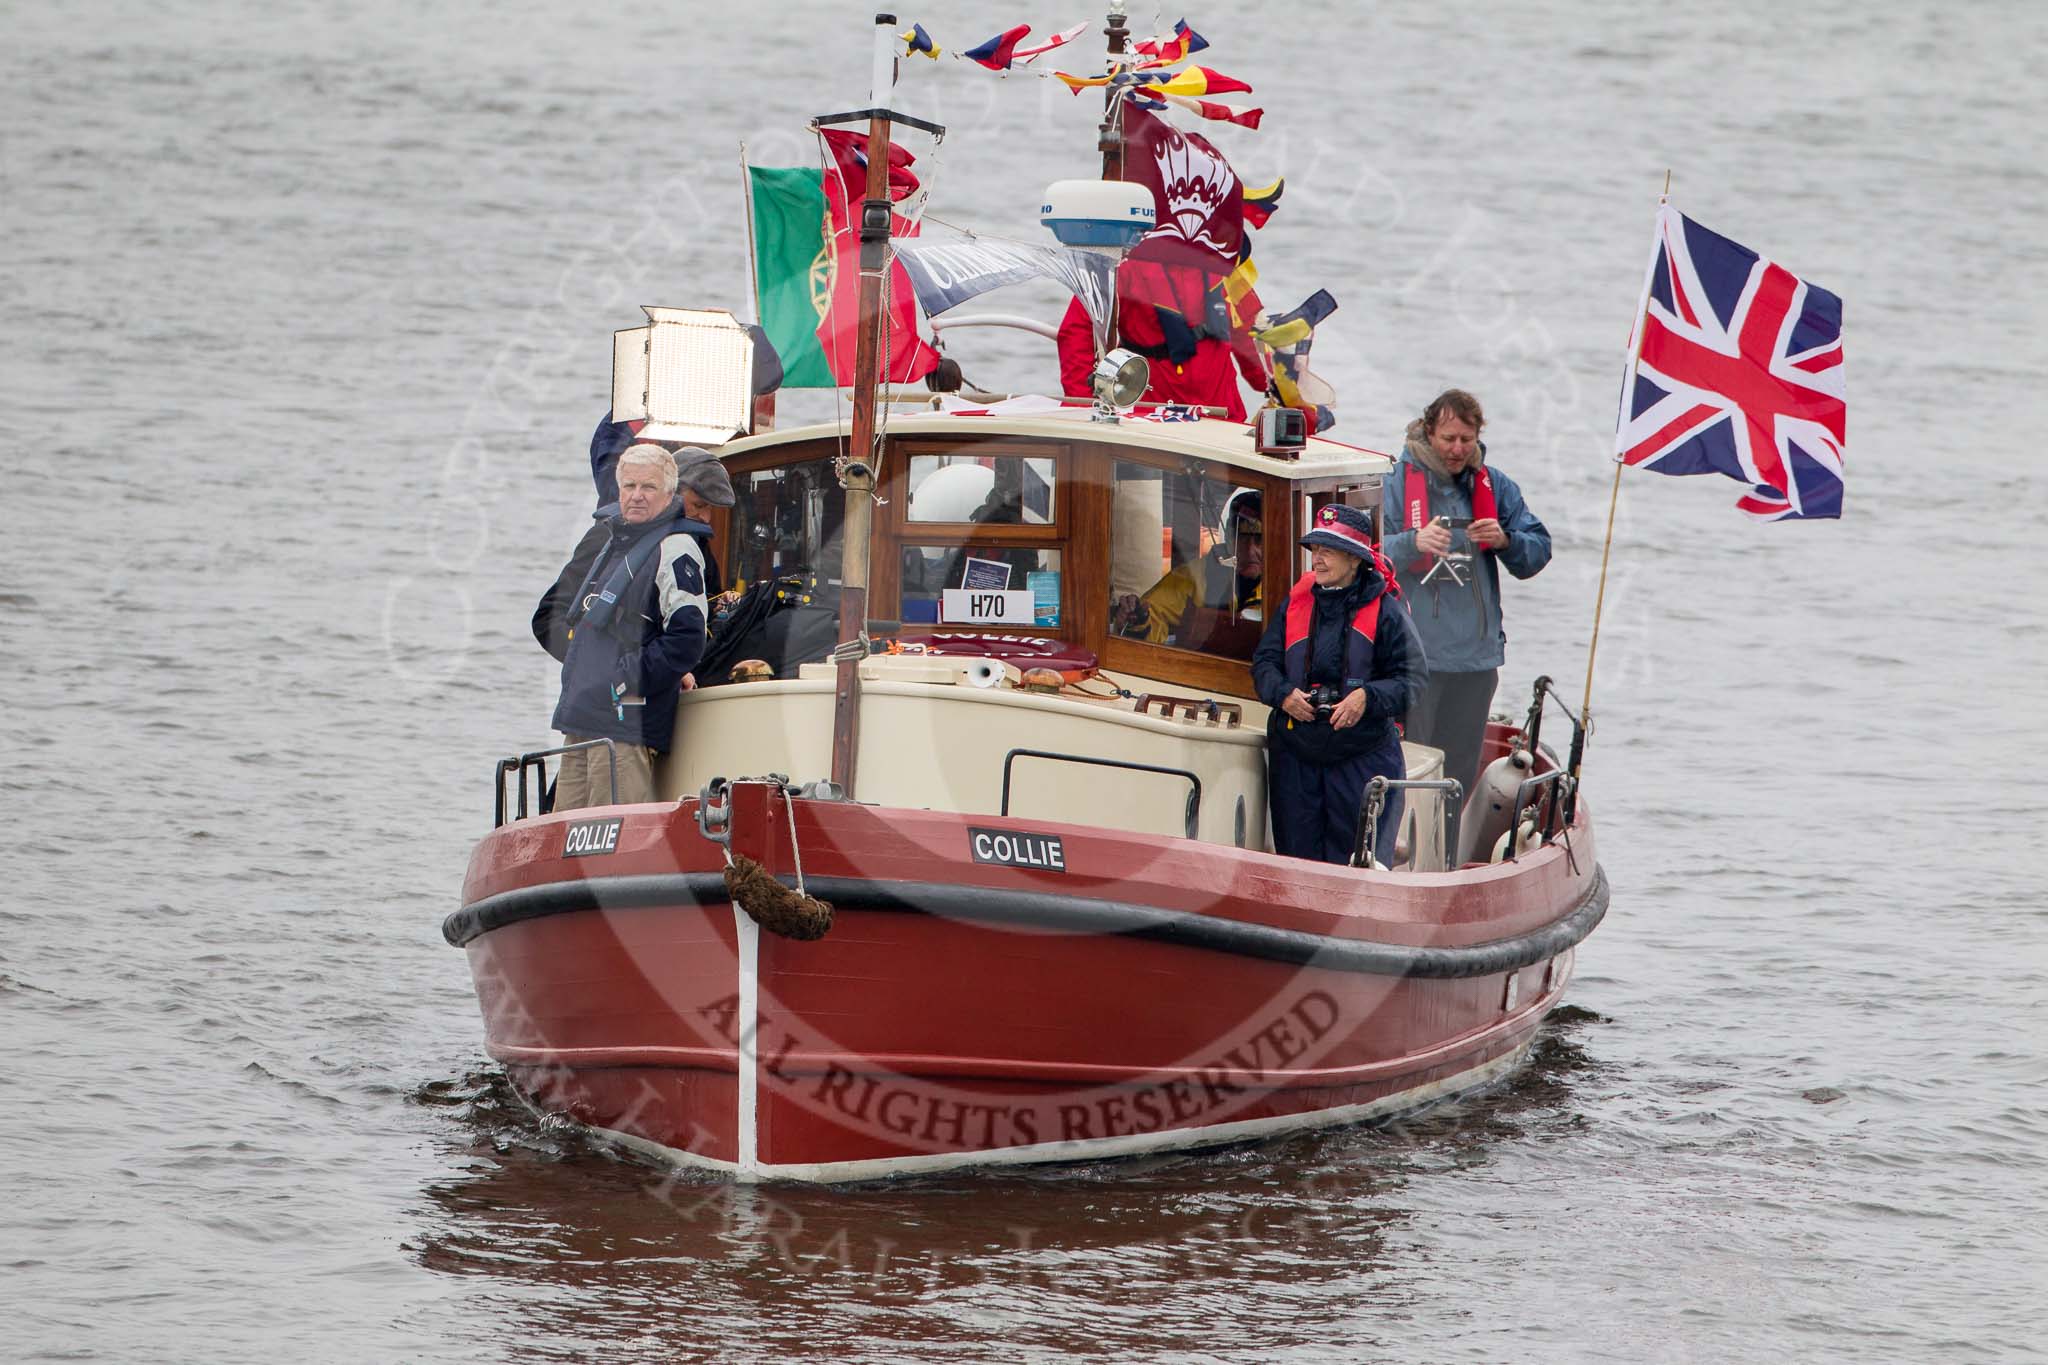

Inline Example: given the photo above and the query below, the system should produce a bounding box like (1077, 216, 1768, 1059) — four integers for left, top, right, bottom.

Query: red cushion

(917, 633, 1098, 680)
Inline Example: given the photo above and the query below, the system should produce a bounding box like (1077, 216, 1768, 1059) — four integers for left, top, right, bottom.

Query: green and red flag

(746, 131, 939, 389)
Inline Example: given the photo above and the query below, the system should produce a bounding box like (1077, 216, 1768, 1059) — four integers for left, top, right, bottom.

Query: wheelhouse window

(727, 458, 843, 589)
(1108, 460, 1266, 662)
(886, 441, 1067, 631)
(905, 454, 1055, 524)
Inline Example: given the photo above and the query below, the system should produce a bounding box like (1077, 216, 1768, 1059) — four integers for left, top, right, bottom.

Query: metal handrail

(1521, 674, 1588, 825)
(1000, 748, 1202, 840)
(492, 738, 619, 828)
(1501, 769, 1572, 862)
(1356, 777, 1464, 870)
(928, 313, 1062, 342)
(1521, 674, 1583, 757)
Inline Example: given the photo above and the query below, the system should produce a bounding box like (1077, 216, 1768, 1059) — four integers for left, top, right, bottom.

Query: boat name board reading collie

(968, 827, 1066, 872)
(562, 817, 623, 858)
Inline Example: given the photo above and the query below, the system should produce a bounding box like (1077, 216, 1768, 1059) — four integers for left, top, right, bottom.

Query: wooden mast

(827, 12, 938, 797)
(1095, 3, 1129, 353)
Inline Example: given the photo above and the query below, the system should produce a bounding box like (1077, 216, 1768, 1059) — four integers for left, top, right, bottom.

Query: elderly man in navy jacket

(548, 444, 710, 809)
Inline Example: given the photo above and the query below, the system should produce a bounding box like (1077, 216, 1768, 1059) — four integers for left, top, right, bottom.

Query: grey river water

(4, 2, 2045, 1360)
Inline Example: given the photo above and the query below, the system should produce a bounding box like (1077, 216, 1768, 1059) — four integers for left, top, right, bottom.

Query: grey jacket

(1378, 451, 1551, 673)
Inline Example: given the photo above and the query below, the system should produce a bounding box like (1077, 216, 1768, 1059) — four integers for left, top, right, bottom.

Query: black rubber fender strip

(443, 866, 1608, 981)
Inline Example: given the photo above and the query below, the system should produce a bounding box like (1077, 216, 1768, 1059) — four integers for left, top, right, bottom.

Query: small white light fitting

(1254, 404, 1308, 455)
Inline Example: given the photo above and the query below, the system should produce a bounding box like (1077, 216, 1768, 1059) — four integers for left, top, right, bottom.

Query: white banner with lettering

(894, 237, 1116, 349)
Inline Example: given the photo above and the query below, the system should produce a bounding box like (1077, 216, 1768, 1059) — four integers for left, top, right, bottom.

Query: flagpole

(740, 140, 761, 325)
(1580, 462, 1626, 725)
(1578, 172, 1671, 780)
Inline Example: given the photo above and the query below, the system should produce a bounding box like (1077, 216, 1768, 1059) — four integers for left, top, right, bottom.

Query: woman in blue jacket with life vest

(1252, 504, 1427, 865)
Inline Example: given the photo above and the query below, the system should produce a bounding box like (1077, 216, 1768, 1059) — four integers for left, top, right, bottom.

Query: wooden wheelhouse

(652, 407, 1415, 857)
(706, 408, 1391, 699)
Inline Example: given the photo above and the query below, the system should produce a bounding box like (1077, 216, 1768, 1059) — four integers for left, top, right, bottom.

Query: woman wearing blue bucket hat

(1251, 504, 1427, 865)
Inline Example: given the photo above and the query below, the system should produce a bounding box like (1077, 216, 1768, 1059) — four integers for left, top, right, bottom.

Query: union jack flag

(1615, 205, 1846, 521)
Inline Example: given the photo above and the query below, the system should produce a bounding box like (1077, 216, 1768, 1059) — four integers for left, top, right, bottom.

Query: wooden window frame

(1293, 475, 1387, 580)
(1091, 446, 1290, 701)
(876, 437, 1073, 638)
(713, 439, 842, 591)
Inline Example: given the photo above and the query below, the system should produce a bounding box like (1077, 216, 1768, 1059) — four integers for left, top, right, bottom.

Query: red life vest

(1403, 461, 1499, 573)
(1281, 571, 1382, 692)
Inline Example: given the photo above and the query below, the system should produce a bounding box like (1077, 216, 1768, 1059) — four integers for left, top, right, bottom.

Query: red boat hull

(451, 766, 1604, 1181)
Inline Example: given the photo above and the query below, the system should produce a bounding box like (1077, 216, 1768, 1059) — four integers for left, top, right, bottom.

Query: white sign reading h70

(940, 589, 1034, 625)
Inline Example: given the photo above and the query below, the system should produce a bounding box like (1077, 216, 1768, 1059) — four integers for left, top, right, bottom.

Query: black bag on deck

(695, 578, 841, 686)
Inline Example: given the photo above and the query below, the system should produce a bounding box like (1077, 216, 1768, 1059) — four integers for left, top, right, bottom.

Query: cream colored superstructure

(659, 654, 1264, 845)
(657, 653, 1447, 863)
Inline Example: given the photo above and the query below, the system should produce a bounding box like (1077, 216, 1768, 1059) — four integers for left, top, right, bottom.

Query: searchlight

(1090, 348, 1151, 423)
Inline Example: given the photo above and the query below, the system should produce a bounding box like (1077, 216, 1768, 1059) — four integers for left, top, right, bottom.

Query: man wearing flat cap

(670, 448, 737, 690)
(1251, 504, 1426, 865)
(672, 447, 736, 601)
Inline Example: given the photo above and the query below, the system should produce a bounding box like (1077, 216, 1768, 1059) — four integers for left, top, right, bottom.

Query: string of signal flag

(895, 16, 1264, 129)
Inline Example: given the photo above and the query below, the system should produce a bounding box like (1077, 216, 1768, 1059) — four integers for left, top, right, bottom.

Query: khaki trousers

(553, 734, 657, 810)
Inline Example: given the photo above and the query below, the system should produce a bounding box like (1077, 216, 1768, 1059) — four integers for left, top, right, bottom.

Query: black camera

(1306, 683, 1345, 717)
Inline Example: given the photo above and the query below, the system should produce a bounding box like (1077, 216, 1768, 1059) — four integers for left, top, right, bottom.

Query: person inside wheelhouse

(1115, 488, 1264, 652)
(1105, 460, 1267, 661)
(688, 459, 845, 685)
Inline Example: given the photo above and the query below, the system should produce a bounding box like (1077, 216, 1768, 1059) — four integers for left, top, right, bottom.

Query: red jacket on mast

(1057, 260, 1264, 420)
(1062, 102, 1263, 418)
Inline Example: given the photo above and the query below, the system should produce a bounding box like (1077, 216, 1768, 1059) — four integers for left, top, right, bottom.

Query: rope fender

(698, 776, 836, 941)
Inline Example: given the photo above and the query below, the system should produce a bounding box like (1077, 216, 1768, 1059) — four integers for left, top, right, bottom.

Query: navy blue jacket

(588, 411, 641, 513)
(533, 510, 614, 662)
(533, 506, 721, 660)
(550, 502, 710, 754)
(1252, 567, 1426, 764)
